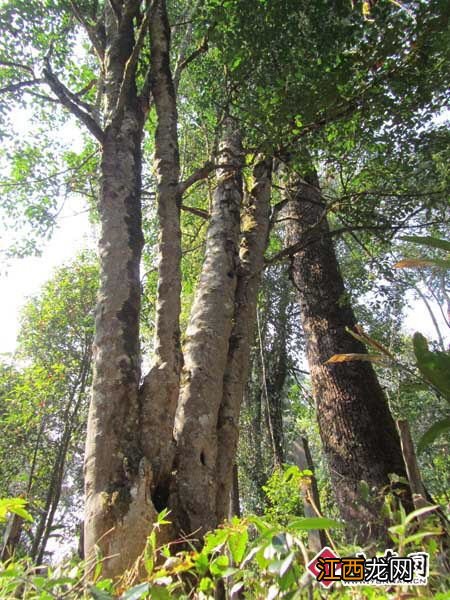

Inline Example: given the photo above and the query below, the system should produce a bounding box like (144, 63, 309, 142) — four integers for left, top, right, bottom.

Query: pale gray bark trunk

(172, 122, 244, 536)
(84, 109, 154, 575)
(140, 0, 183, 494)
(84, 3, 155, 576)
(215, 157, 272, 522)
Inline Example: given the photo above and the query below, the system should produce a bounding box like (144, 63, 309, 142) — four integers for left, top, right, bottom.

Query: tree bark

(215, 157, 272, 522)
(283, 162, 411, 541)
(84, 3, 155, 576)
(1, 514, 23, 562)
(172, 121, 244, 537)
(265, 286, 289, 467)
(139, 0, 183, 501)
(230, 464, 241, 518)
(291, 436, 327, 554)
(397, 419, 428, 509)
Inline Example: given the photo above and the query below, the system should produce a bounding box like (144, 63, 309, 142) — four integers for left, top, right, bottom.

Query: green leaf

(156, 508, 171, 525)
(120, 582, 149, 600)
(241, 545, 261, 567)
(199, 577, 214, 593)
(413, 333, 450, 400)
(247, 515, 272, 533)
(203, 529, 229, 553)
(268, 559, 286, 574)
(194, 551, 210, 576)
(403, 530, 441, 546)
(279, 552, 295, 577)
(228, 529, 248, 565)
(89, 586, 114, 600)
(418, 417, 450, 453)
(358, 480, 370, 502)
(148, 586, 172, 600)
(0, 497, 33, 523)
(209, 554, 229, 576)
(231, 56, 243, 70)
(220, 567, 239, 577)
(288, 517, 342, 530)
(401, 236, 450, 252)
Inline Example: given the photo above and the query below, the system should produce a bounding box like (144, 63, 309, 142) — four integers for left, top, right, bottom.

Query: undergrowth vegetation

(1, 493, 448, 599)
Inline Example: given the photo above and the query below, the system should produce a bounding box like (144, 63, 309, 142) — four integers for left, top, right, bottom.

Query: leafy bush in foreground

(0, 502, 448, 599)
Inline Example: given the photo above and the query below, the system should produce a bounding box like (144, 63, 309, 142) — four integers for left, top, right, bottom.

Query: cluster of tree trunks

(83, 2, 273, 567)
(75, 0, 412, 578)
(2, 0, 448, 583)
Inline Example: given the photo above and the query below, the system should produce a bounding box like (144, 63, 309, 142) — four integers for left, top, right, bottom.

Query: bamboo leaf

(404, 505, 439, 526)
(325, 353, 384, 364)
(288, 517, 342, 530)
(394, 258, 450, 270)
(401, 235, 450, 252)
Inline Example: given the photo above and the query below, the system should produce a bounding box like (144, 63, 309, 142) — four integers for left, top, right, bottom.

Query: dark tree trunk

(284, 163, 411, 541)
(1, 514, 23, 562)
(230, 464, 241, 518)
(265, 286, 289, 467)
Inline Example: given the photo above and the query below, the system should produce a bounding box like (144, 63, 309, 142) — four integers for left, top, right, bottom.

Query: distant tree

(0, 253, 97, 561)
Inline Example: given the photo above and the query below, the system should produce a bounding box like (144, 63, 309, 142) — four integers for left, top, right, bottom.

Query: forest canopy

(0, 0, 449, 598)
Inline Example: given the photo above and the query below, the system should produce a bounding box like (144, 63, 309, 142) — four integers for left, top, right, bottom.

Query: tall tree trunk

(171, 121, 244, 537)
(84, 3, 153, 576)
(230, 464, 241, 518)
(1, 515, 23, 562)
(35, 354, 91, 564)
(241, 378, 268, 513)
(283, 162, 411, 541)
(139, 0, 183, 497)
(290, 436, 327, 554)
(215, 157, 272, 522)
(265, 286, 289, 467)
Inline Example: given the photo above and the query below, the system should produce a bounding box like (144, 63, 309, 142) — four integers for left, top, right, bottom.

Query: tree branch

(175, 37, 209, 83)
(177, 160, 215, 195)
(0, 60, 34, 74)
(172, 0, 208, 93)
(75, 78, 97, 98)
(107, 0, 122, 23)
(27, 90, 60, 103)
(114, 2, 151, 116)
(43, 62, 104, 143)
(0, 79, 44, 95)
(181, 204, 209, 219)
(68, 0, 105, 61)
